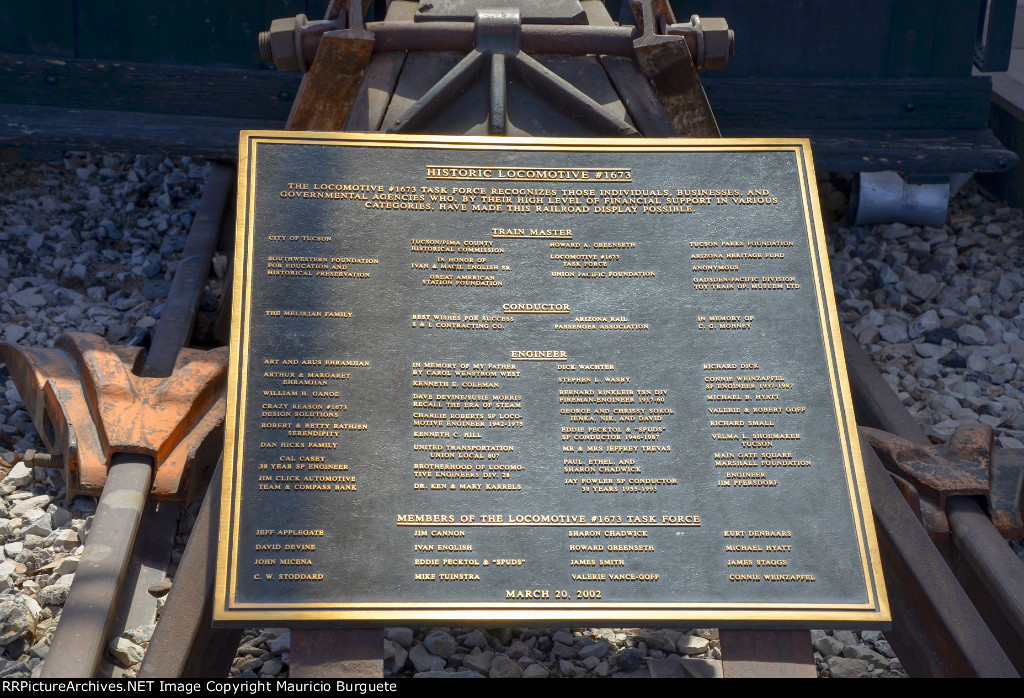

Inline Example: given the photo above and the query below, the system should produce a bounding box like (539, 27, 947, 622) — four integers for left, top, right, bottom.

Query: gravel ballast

(3, 152, 1021, 678)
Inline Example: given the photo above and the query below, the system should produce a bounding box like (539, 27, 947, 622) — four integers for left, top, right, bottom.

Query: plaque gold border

(215, 132, 890, 627)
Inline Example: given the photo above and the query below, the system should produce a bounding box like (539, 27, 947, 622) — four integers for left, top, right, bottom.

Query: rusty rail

(842, 327, 1024, 675)
(141, 163, 234, 378)
(39, 456, 153, 678)
(36, 162, 235, 678)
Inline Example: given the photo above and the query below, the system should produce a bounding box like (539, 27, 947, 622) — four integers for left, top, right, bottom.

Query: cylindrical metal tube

(364, 21, 635, 57)
(851, 171, 950, 228)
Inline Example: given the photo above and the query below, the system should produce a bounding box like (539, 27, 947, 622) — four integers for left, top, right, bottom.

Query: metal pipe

(850, 171, 950, 228)
(39, 455, 153, 678)
(366, 21, 636, 56)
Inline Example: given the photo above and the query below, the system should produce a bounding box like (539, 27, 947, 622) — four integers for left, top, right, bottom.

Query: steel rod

(365, 21, 636, 56)
(388, 49, 486, 133)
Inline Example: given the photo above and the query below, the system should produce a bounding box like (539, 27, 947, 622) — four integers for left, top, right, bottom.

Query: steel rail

(842, 326, 1024, 675)
(138, 458, 243, 678)
(39, 162, 235, 677)
(141, 162, 235, 378)
(39, 456, 152, 678)
(859, 435, 1016, 676)
(947, 497, 1024, 671)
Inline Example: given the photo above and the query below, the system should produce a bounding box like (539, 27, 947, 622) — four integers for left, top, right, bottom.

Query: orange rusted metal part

(286, 1, 375, 131)
(629, 0, 720, 138)
(286, 29, 376, 130)
(0, 332, 228, 504)
(862, 423, 1003, 541)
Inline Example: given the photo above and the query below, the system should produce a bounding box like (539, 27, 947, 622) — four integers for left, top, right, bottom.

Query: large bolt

(695, 16, 734, 71)
(263, 14, 309, 72)
(24, 448, 63, 470)
(666, 15, 734, 71)
(258, 31, 273, 62)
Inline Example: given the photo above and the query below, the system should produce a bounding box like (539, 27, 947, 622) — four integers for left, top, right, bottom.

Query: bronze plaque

(216, 133, 889, 626)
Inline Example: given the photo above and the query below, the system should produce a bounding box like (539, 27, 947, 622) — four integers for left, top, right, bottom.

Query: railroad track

(0, 151, 1020, 679)
(0, 1, 1021, 678)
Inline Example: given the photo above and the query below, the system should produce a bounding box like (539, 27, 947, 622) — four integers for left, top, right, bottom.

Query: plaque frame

(216, 132, 889, 627)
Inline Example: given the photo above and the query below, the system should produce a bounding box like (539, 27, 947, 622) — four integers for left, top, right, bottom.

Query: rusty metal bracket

(862, 423, 990, 539)
(629, 0, 721, 137)
(0, 333, 228, 504)
(862, 421, 1022, 541)
(285, 2, 376, 131)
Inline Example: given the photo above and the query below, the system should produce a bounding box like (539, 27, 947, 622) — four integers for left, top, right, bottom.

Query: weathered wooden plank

(0, 103, 277, 158)
(0, 57, 979, 131)
(977, 99, 1024, 206)
(703, 76, 993, 132)
(0, 54, 994, 132)
(2, 101, 1013, 177)
(787, 129, 1017, 174)
(0, 53, 301, 120)
(286, 30, 375, 131)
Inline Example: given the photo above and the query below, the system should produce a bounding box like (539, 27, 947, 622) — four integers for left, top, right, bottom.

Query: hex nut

(698, 17, 734, 71)
(267, 14, 308, 72)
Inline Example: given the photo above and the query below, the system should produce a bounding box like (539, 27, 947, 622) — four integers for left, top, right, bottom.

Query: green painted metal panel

(676, 0, 982, 77)
(885, 0, 981, 77)
(74, 0, 329, 66)
(0, 1, 75, 56)
(0, 1, 990, 75)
